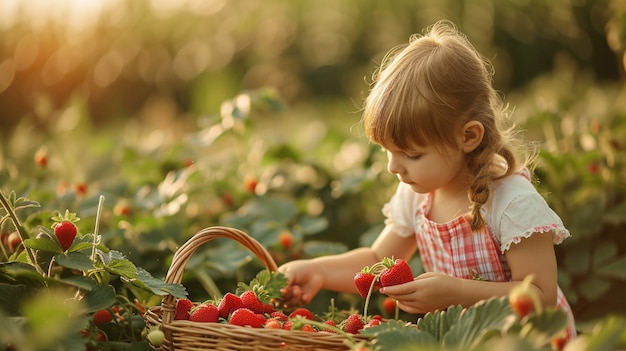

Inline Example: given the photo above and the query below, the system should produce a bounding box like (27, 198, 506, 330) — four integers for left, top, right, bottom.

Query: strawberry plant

(0, 190, 186, 350)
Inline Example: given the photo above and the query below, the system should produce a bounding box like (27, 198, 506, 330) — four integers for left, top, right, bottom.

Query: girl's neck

(428, 170, 472, 223)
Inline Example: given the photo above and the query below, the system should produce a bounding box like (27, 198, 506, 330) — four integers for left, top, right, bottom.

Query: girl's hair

(363, 20, 528, 231)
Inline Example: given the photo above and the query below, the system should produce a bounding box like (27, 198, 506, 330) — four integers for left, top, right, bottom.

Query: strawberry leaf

(361, 320, 437, 349)
(442, 296, 513, 349)
(55, 252, 96, 271)
(416, 304, 464, 343)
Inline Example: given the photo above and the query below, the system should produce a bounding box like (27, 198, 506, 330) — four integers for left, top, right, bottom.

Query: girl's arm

(380, 231, 558, 313)
(320, 225, 418, 293)
(278, 225, 417, 305)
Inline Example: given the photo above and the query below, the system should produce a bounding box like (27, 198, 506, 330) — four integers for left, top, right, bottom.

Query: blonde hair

(363, 20, 525, 231)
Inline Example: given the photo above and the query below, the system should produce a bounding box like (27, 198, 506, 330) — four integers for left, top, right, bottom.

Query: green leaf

(83, 285, 116, 312)
(0, 284, 38, 315)
(521, 308, 569, 347)
(59, 276, 98, 291)
(362, 320, 437, 350)
(23, 236, 61, 253)
(596, 256, 626, 280)
(592, 242, 618, 268)
(443, 297, 513, 349)
(563, 248, 590, 275)
(603, 201, 626, 225)
(129, 267, 187, 298)
(297, 216, 328, 235)
(106, 257, 138, 279)
(583, 316, 626, 351)
(417, 305, 463, 343)
(302, 241, 349, 257)
(0, 262, 46, 286)
(22, 289, 88, 349)
(55, 252, 96, 271)
(578, 277, 611, 301)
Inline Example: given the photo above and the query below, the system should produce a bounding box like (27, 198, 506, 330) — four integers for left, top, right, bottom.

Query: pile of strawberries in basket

(168, 257, 414, 335)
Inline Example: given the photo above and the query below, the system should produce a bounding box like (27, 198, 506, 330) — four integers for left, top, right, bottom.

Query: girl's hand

(380, 272, 462, 314)
(277, 260, 324, 308)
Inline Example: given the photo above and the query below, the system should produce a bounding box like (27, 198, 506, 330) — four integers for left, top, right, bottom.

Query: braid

(466, 133, 518, 231)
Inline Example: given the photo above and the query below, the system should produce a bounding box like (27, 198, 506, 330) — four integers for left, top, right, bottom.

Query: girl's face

(385, 142, 467, 194)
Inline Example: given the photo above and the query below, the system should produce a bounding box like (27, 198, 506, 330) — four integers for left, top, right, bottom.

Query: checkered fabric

(414, 192, 577, 341)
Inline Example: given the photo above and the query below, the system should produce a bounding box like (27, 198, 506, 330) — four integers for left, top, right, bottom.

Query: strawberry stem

(90, 195, 105, 262)
(0, 191, 44, 275)
(362, 273, 379, 318)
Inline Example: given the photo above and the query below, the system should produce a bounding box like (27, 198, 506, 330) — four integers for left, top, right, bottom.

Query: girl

(278, 20, 577, 341)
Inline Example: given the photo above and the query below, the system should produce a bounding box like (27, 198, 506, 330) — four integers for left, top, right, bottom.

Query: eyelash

(407, 154, 422, 160)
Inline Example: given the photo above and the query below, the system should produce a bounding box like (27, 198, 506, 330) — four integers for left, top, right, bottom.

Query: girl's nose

(387, 151, 403, 175)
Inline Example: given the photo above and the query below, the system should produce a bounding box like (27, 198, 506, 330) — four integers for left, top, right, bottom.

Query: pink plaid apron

(414, 192, 577, 341)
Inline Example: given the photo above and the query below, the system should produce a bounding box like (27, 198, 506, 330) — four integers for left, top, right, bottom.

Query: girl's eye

(407, 154, 422, 160)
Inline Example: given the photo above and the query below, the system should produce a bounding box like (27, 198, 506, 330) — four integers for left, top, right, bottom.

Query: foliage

(509, 69, 626, 323)
(0, 190, 185, 350)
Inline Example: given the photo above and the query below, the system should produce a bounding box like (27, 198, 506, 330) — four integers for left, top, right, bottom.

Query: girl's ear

(461, 120, 485, 153)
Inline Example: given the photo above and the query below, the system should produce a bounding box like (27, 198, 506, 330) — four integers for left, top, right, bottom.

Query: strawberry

(218, 292, 244, 318)
(289, 307, 314, 320)
(174, 298, 194, 320)
(54, 221, 77, 251)
(7, 232, 21, 252)
(343, 314, 365, 334)
(300, 324, 316, 332)
(509, 275, 542, 318)
(147, 328, 165, 346)
(278, 231, 293, 250)
(354, 270, 378, 299)
(270, 311, 288, 321)
(282, 320, 292, 330)
(93, 309, 112, 325)
(240, 290, 264, 314)
(264, 319, 282, 329)
(189, 303, 219, 323)
(34, 150, 48, 168)
(229, 308, 265, 328)
(379, 258, 414, 287)
(382, 297, 397, 317)
(365, 318, 382, 328)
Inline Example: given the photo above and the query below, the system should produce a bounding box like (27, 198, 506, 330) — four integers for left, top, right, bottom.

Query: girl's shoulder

(484, 170, 570, 252)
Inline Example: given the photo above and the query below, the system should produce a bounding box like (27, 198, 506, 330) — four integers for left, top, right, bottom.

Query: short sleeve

(487, 174, 571, 253)
(381, 182, 424, 238)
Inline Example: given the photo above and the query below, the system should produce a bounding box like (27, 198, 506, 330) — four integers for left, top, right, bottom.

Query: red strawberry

(366, 318, 382, 328)
(354, 270, 378, 299)
(270, 311, 288, 321)
(218, 292, 244, 318)
(300, 324, 316, 332)
(278, 231, 293, 250)
(240, 290, 264, 314)
(288, 307, 314, 320)
(229, 308, 264, 328)
(282, 320, 292, 330)
(379, 258, 413, 287)
(343, 314, 365, 334)
(509, 275, 542, 318)
(264, 319, 282, 329)
(54, 221, 77, 251)
(382, 297, 397, 316)
(174, 298, 194, 320)
(189, 303, 219, 323)
(93, 309, 112, 325)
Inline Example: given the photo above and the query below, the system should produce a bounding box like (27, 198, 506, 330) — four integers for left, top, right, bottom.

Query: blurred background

(1, 0, 625, 333)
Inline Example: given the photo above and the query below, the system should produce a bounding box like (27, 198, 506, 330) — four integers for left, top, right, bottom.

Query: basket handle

(160, 226, 278, 324)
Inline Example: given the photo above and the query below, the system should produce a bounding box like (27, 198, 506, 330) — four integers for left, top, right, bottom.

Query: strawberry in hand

(354, 269, 379, 299)
(379, 258, 414, 287)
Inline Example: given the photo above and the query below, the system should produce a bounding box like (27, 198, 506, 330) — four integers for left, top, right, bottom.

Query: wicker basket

(144, 226, 363, 351)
